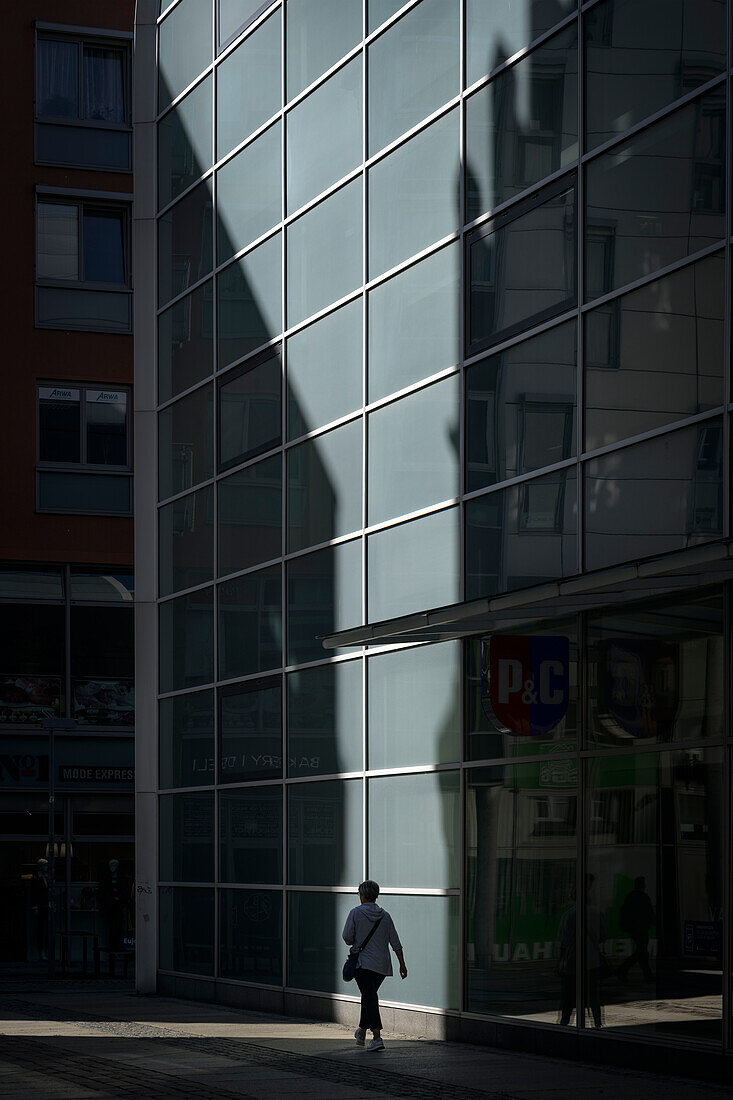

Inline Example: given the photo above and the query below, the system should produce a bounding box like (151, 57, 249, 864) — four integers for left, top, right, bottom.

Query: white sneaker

(354, 1028, 365, 1046)
(367, 1038, 385, 1052)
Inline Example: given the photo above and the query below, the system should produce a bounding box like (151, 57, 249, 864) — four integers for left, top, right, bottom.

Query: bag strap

(352, 916, 382, 955)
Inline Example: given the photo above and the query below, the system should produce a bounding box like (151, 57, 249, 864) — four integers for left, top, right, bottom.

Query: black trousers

(355, 967, 385, 1032)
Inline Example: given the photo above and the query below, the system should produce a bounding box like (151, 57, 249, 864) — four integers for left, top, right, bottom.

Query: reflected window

(585, 88, 725, 300)
(158, 485, 215, 598)
(466, 23, 578, 222)
(217, 234, 282, 369)
(467, 177, 576, 356)
(220, 888, 282, 984)
(288, 779, 362, 887)
(159, 689, 215, 790)
(158, 76, 212, 210)
(585, 0, 726, 151)
(218, 453, 282, 576)
(157, 180, 213, 308)
(287, 541, 362, 665)
(465, 468, 577, 599)
(158, 384, 214, 500)
(220, 786, 283, 882)
(159, 792, 214, 882)
(466, 0, 577, 87)
(287, 661, 363, 777)
(287, 420, 362, 552)
(218, 567, 283, 680)
(158, 280, 214, 404)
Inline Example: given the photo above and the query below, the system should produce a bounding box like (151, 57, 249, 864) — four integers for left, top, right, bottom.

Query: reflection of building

(137, 0, 731, 1081)
(0, 0, 134, 974)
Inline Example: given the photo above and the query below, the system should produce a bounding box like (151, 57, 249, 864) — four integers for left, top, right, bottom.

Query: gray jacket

(342, 902, 402, 976)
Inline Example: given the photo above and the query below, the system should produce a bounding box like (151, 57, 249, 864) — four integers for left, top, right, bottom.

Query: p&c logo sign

(482, 635, 569, 736)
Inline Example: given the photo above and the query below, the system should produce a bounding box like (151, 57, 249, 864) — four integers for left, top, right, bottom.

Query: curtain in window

(37, 39, 79, 117)
(83, 47, 125, 122)
(37, 203, 79, 280)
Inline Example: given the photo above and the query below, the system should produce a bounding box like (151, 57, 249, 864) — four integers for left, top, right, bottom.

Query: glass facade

(143, 0, 733, 1058)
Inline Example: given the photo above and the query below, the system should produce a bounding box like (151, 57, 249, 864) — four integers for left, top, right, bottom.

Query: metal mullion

(280, 0, 288, 998)
(576, 605, 587, 1033)
(724, 69, 731, 548)
(576, 1, 585, 577)
(211, 0, 221, 983)
(362, 0, 369, 888)
(458, 0, 466, 610)
(723, 581, 732, 1050)
(64, 564, 71, 721)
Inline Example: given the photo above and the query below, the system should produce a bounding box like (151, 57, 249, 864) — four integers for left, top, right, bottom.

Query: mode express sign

(482, 635, 569, 736)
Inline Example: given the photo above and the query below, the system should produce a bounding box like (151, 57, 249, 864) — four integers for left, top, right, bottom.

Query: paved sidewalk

(0, 985, 729, 1099)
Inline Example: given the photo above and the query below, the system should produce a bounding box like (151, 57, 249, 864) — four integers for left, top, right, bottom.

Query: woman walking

(342, 880, 407, 1051)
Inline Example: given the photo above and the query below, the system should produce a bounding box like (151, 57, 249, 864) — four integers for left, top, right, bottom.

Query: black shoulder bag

(343, 917, 382, 981)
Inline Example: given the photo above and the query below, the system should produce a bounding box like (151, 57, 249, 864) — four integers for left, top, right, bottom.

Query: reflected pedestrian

(342, 880, 407, 1052)
(558, 875, 607, 1028)
(618, 876, 654, 981)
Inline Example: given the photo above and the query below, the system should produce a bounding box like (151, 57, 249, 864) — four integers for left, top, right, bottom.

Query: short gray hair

(359, 880, 379, 902)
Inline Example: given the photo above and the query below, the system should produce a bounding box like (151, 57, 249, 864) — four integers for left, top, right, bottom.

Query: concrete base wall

(156, 973, 733, 1087)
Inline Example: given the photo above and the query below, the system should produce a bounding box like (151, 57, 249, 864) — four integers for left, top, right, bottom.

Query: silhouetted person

(28, 858, 49, 961)
(99, 858, 129, 954)
(618, 876, 654, 981)
(342, 880, 407, 1052)
(558, 875, 607, 1028)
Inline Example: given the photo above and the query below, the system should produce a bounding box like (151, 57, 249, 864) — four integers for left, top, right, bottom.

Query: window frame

(36, 382, 133, 517)
(34, 23, 133, 172)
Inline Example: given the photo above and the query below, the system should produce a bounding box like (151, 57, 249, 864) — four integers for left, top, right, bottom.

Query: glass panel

(584, 254, 725, 452)
(219, 888, 282, 983)
(83, 210, 125, 284)
(465, 468, 578, 599)
(468, 182, 576, 354)
(287, 419, 363, 552)
(159, 689, 215, 789)
(38, 386, 81, 462)
(584, 420, 723, 572)
(0, 570, 63, 599)
(158, 0, 213, 110)
(379, 894, 459, 1010)
(218, 454, 282, 576)
(287, 660, 363, 777)
(0, 606, 65, 684)
(466, 320, 577, 493)
(585, 88, 725, 301)
(218, 567, 282, 679)
(369, 108, 459, 279)
(69, 572, 134, 601)
(159, 792, 214, 881)
(158, 280, 214, 404)
(86, 389, 127, 465)
(287, 540, 362, 665)
(368, 507, 459, 622)
(369, 0, 458, 156)
(37, 202, 78, 280)
(368, 0, 405, 33)
(218, 0, 269, 49)
(368, 243, 459, 403)
(466, 24, 578, 222)
(287, 298, 363, 439)
(287, 56, 362, 214)
(158, 384, 213, 500)
(586, 0, 726, 152)
(159, 886, 214, 974)
(70, 607, 134, 680)
(585, 748, 723, 1041)
(37, 39, 79, 117)
(466, 619, 579, 761)
(368, 375, 459, 525)
(220, 678, 282, 784)
(36, 286, 131, 332)
(217, 234, 282, 369)
(369, 771, 460, 888)
(466, 0, 577, 87)
(83, 46, 125, 122)
(217, 9, 281, 158)
(368, 642, 460, 769)
(159, 485, 214, 598)
(587, 589, 723, 748)
(288, 779, 362, 886)
(158, 76, 212, 209)
(158, 180, 213, 307)
(159, 587, 214, 693)
(286, 0, 362, 100)
(220, 786, 283, 882)
(466, 763, 577, 1020)
(287, 179, 362, 327)
(38, 472, 131, 515)
(36, 123, 131, 171)
(217, 122, 281, 263)
(219, 352, 281, 468)
(287, 890, 354, 991)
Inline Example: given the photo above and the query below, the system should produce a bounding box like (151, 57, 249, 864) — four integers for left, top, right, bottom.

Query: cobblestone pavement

(0, 986, 730, 1099)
